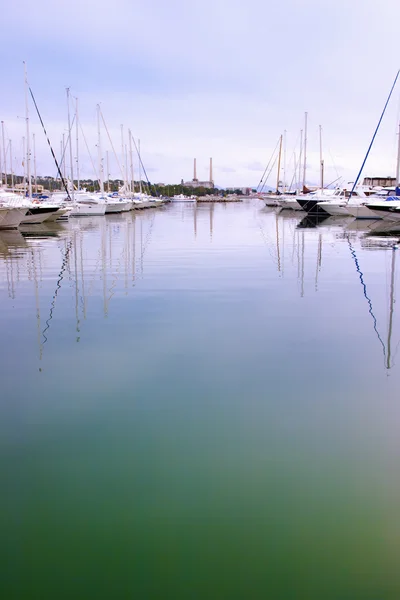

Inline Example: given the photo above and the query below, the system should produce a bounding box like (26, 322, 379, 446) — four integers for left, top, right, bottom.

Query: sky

(2, 0, 400, 188)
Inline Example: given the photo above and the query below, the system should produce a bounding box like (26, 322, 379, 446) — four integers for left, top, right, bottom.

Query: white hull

(0, 207, 27, 229)
(345, 205, 380, 219)
(105, 202, 128, 213)
(317, 202, 350, 216)
(264, 196, 280, 207)
(69, 203, 107, 217)
(44, 207, 70, 221)
(279, 199, 303, 210)
(171, 199, 197, 203)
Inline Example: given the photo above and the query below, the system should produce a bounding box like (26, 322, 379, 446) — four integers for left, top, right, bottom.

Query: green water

(1, 201, 400, 598)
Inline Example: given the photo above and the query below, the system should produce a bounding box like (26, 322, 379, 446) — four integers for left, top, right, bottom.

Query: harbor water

(1, 200, 400, 598)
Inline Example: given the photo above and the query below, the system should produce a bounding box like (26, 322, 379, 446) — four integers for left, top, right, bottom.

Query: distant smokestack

(193, 158, 197, 181)
(209, 157, 213, 183)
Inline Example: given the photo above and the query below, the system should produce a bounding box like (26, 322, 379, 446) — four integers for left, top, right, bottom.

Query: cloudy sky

(2, 0, 400, 188)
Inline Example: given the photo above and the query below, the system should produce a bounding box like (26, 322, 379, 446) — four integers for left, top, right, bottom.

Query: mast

(283, 129, 287, 193)
(319, 124, 324, 190)
(10, 139, 14, 189)
(75, 97, 80, 191)
(97, 104, 104, 194)
(298, 129, 303, 193)
(0, 123, 2, 186)
(128, 129, 135, 194)
(66, 88, 75, 201)
(302, 111, 308, 191)
(396, 123, 400, 184)
(33, 132, 37, 193)
(125, 144, 129, 192)
(24, 62, 32, 199)
(106, 150, 110, 193)
(62, 134, 66, 182)
(120, 124, 126, 190)
(1, 121, 6, 187)
(22, 136, 26, 195)
(138, 139, 142, 194)
(276, 134, 283, 193)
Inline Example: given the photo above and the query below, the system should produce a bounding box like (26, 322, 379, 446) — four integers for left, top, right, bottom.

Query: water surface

(1, 201, 400, 598)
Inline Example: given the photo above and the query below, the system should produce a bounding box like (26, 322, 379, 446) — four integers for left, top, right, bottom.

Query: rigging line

(58, 114, 76, 175)
(99, 109, 124, 181)
(328, 147, 341, 182)
(42, 240, 73, 346)
(348, 69, 400, 203)
(347, 235, 386, 357)
(29, 86, 71, 199)
(260, 152, 279, 194)
(130, 136, 157, 195)
(257, 137, 281, 192)
(79, 121, 98, 182)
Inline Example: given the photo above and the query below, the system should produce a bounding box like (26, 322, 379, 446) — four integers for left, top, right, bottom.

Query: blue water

(1, 201, 400, 598)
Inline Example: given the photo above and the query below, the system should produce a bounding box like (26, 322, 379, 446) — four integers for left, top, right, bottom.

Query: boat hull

(345, 205, 380, 219)
(279, 199, 303, 210)
(366, 206, 400, 221)
(69, 203, 107, 217)
(21, 206, 60, 224)
(296, 198, 329, 215)
(0, 207, 27, 229)
(316, 202, 350, 216)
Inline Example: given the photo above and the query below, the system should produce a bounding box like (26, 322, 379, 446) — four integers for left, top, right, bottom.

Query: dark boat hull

(296, 198, 329, 215)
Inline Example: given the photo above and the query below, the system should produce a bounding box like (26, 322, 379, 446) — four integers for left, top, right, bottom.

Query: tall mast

(97, 104, 104, 194)
(276, 134, 283, 193)
(33, 132, 37, 193)
(302, 112, 308, 191)
(66, 88, 75, 201)
(138, 139, 142, 194)
(22, 136, 26, 195)
(10, 139, 13, 189)
(319, 124, 324, 190)
(128, 129, 135, 194)
(106, 150, 110, 193)
(75, 97, 80, 191)
(60, 138, 64, 182)
(120, 124, 126, 190)
(298, 129, 303, 193)
(396, 123, 400, 184)
(24, 62, 32, 199)
(125, 144, 129, 192)
(0, 123, 2, 186)
(1, 121, 7, 187)
(283, 129, 287, 193)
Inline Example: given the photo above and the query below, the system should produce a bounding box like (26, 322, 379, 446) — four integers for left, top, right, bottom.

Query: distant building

(15, 182, 44, 193)
(363, 176, 396, 187)
(183, 158, 214, 189)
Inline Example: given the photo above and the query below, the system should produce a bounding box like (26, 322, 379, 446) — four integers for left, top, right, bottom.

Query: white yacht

(317, 188, 368, 216)
(345, 188, 397, 219)
(365, 197, 400, 220)
(0, 190, 59, 224)
(0, 206, 28, 229)
(171, 194, 196, 202)
(66, 192, 107, 217)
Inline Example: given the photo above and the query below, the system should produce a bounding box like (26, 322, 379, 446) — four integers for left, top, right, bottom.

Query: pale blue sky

(3, 0, 400, 187)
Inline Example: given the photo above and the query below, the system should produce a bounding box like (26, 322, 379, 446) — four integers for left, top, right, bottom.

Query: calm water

(1, 200, 400, 598)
